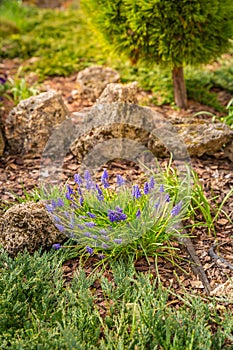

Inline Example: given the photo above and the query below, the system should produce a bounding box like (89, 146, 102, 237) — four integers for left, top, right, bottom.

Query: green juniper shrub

(0, 248, 232, 349)
(82, 0, 233, 109)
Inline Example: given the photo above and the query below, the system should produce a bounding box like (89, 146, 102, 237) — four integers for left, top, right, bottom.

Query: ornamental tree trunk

(172, 66, 187, 109)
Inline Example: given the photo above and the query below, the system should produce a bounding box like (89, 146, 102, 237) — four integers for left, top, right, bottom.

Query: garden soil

(0, 59, 233, 305)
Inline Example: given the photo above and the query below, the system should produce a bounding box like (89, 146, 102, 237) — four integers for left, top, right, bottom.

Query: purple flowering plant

(45, 168, 185, 256)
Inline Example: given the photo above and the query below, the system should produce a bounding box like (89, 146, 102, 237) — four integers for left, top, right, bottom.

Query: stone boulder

(75, 65, 120, 102)
(5, 90, 69, 155)
(0, 201, 67, 257)
(69, 84, 233, 162)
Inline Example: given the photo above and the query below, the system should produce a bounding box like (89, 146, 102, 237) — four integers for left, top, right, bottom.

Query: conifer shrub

(82, 0, 233, 109)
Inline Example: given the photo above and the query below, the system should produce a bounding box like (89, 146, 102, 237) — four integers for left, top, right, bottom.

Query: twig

(178, 234, 211, 295)
(208, 244, 233, 270)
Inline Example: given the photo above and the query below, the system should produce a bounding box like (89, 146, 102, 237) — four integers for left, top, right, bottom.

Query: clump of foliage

(82, 0, 233, 109)
(44, 168, 188, 259)
(0, 249, 232, 349)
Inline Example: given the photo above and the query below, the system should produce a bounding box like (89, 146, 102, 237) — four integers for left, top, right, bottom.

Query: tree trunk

(172, 66, 187, 109)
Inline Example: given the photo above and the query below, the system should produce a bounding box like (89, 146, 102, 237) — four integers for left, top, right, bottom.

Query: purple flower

(149, 177, 155, 189)
(102, 180, 109, 189)
(84, 170, 94, 190)
(74, 173, 82, 185)
(136, 209, 141, 219)
(97, 194, 104, 201)
(164, 193, 170, 203)
(53, 215, 61, 222)
(46, 204, 53, 213)
(115, 206, 123, 213)
(86, 180, 95, 190)
(154, 200, 160, 209)
(102, 243, 109, 249)
(84, 170, 92, 181)
(100, 229, 107, 234)
(96, 184, 104, 201)
(144, 182, 149, 195)
(159, 184, 164, 193)
(98, 254, 105, 259)
(79, 196, 84, 206)
(101, 169, 108, 181)
(77, 187, 82, 196)
(84, 232, 92, 237)
(0, 76, 7, 84)
(103, 235, 110, 241)
(66, 185, 74, 200)
(132, 185, 142, 199)
(57, 198, 64, 207)
(77, 224, 85, 230)
(52, 243, 61, 250)
(79, 215, 87, 219)
(66, 192, 72, 200)
(116, 174, 125, 186)
(85, 246, 94, 255)
(51, 199, 57, 208)
(87, 212, 96, 218)
(55, 224, 65, 232)
(171, 201, 183, 216)
(108, 207, 127, 222)
(91, 235, 98, 240)
(101, 169, 109, 188)
(114, 238, 123, 244)
(85, 221, 96, 228)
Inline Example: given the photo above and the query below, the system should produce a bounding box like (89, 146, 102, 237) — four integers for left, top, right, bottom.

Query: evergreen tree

(82, 0, 233, 109)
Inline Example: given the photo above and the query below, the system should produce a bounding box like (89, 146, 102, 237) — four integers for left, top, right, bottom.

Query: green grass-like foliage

(44, 168, 189, 259)
(0, 250, 232, 349)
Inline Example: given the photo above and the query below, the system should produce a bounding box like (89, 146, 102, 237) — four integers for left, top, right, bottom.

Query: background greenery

(0, 0, 233, 113)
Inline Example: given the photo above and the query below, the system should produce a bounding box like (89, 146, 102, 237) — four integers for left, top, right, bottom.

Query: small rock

(75, 65, 120, 102)
(0, 201, 67, 257)
(97, 82, 138, 104)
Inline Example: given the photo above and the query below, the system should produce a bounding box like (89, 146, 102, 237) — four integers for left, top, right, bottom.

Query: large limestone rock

(5, 90, 69, 155)
(75, 65, 120, 102)
(0, 127, 4, 156)
(70, 83, 233, 161)
(0, 201, 67, 257)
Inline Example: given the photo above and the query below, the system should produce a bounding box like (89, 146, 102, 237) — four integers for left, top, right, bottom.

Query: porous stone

(5, 90, 69, 155)
(70, 99, 233, 162)
(0, 201, 67, 257)
(75, 65, 120, 102)
(97, 81, 138, 104)
(224, 140, 233, 161)
(176, 121, 233, 157)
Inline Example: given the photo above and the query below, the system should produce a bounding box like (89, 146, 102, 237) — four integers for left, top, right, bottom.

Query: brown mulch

(0, 59, 233, 301)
